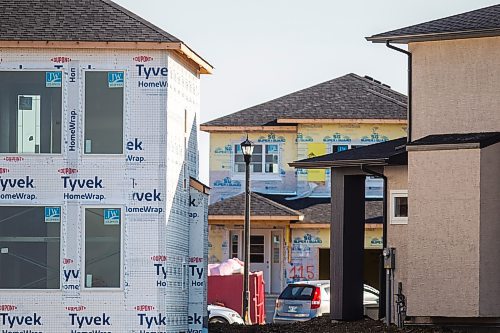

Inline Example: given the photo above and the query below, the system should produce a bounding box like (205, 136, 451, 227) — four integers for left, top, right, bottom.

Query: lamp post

(241, 136, 254, 325)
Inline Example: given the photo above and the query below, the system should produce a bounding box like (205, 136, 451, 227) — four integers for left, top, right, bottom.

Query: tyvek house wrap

(0, 49, 208, 333)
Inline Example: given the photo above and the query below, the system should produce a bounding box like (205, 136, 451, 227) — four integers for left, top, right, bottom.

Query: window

(84, 208, 121, 288)
(230, 231, 241, 259)
(250, 235, 265, 263)
(330, 143, 366, 154)
(390, 190, 408, 224)
(85, 72, 124, 154)
(0, 71, 62, 153)
(0, 206, 61, 289)
(234, 144, 279, 174)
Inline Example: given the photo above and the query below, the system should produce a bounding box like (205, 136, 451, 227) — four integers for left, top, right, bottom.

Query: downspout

(386, 41, 412, 143)
(361, 165, 388, 322)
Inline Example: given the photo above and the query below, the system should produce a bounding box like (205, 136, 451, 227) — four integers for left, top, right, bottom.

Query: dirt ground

(209, 317, 453, 333)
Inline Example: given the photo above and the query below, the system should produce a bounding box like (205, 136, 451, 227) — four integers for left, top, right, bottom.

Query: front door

(250, 230, 270, 293)
(271, 231, 283, 294)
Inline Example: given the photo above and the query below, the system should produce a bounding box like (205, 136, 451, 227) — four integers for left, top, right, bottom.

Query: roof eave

(0, 40, 213, 75)
(366, 28, 500, 44)
(200, 125, 297, 132)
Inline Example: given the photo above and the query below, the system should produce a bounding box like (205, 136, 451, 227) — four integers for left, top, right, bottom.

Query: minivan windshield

(279, 285, 315, 300)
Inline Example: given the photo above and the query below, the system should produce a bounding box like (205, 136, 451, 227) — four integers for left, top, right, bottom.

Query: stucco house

(292, 4, 500, 327)
(201, 73, 407, 293)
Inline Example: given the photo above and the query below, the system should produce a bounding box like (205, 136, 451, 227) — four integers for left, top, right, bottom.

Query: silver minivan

(273, 280, 379, 323)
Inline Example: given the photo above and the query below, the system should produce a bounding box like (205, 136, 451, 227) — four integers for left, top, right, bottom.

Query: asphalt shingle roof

(201, 74, 407, 128)
(209, 192, 302, 218)
(259, 194, 383, 224)
(0, 0, 181, 42)
(367, 4, 500, 43)
(209, 193, 383, 224)
(290, 137, 408, 168)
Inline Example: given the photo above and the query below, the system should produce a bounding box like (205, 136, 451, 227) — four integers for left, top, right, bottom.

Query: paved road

(265, 294, 279, 323)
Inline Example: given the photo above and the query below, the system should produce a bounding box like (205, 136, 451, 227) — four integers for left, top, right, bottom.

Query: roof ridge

(366, 88, 407, 108)
(349, 73, 406, 98)
(101, 0, 181, 43)
(252, 192, 303, 216)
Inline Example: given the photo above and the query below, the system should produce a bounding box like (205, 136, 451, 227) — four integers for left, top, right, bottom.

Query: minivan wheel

(209, 316, 229, 324)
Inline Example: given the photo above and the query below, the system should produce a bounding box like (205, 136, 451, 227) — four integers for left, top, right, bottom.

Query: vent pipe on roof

(385, 41, 412, 143)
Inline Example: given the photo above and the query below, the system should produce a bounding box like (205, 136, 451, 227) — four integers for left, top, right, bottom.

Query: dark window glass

(0, 72, 62, 153)
(0, 206, 60, 289)
(250, 235, 264, 263)
(85, 208, 121, 288)
(279, 285, 315, 300)
(85, 72, 123, 154)
(395, 197, 408, 217)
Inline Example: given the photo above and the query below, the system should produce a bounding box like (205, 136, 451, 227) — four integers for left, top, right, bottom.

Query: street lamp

(241, 136, 254, 325)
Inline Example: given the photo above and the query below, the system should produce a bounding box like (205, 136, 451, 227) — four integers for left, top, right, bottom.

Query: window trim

(231, 142, 282, 179)
(81, 205, 124, 291)
(82, 69, 126, 157)
(390, 190, 408, 225)
(0, 204, 63, 291)
(0, 69, 64, 156)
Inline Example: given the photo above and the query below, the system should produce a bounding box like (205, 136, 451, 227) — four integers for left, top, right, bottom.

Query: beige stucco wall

(479, 143, 500, 316)
(407, 149, 481, 317)
(384, 166, 409, 294)
(411, 36, 500, 140)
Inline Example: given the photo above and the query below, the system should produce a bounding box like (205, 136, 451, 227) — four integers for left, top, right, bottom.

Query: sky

(115, 0, 499, 184)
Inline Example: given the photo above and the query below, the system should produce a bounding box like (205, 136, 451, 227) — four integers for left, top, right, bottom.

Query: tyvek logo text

(0, 313, 42, 328)
(0, 176, 36, 200)
(126, 138, 145, 163)
(136, 64, 167, 88)
(69, 313, 111, 328)
(62, 176, 105, 201)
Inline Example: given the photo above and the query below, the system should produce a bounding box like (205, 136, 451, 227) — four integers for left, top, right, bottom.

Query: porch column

(330, 168, 366, 321)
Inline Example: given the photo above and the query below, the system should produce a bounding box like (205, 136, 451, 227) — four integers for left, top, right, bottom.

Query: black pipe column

(330, 169, 366, 320)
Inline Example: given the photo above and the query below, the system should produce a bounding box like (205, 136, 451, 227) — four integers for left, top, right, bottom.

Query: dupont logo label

(0, 305, 17, 311)
(0, 312, 43, 329)
(0, 175, 36, 200)
(58, 168, 78, 175)
(3, 157, 23, 162)
(51, 56, 72, 63)
(62, 176, 105, 201)
(46, 71, 62, 88)
(134, 305, 155, 312)
(65, 306, 86, 312)
(133, 55, 153, 62)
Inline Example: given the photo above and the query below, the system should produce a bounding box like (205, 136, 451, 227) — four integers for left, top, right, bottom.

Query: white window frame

(232, 142, 282, 180)
(81, 205, 124, 291)
(390, 190, 408, 225)
(0, 204, 63, 291)
(0, 70, 64, 156)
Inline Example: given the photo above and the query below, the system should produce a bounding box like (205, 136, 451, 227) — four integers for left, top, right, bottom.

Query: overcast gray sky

(115, 0, 498, 183)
